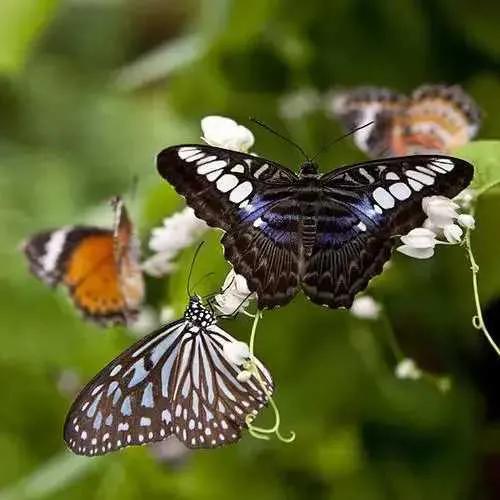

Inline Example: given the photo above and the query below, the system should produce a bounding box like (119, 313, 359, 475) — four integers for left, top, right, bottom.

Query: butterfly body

(64, 297, 273, 455)
(158, 144, 473, 310)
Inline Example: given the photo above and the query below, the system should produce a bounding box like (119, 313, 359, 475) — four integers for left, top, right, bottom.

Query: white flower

(395, 358, 422, 380)
(422, 196, 459, 228)
(454, 188, 476, 210)
(223, 340, 251, 366)
(457, 213, 475, 229)
(129, 306, 159, 337)
(142, 207, 208, 277)
(443, 223, 463, 244)
(201, 116, 254, 152)
(396, 228, 437, 259)
(214, 270, 255, 315)
(160, 306, 175, 324)
(278, 88, 321, 120)
(350, 295, 381, 320)
(144, 116, 257, 278)
(236, 370, 253, 383)
(56, 369, 81, 397)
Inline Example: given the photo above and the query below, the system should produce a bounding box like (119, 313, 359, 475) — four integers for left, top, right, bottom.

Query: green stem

(245, 312, 295, 443)
(464, 230, 500, 356)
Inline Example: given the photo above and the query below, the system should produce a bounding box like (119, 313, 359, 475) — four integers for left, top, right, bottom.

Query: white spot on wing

(372, 187, 395, 209)
(408, 178, 423, 191)
(406, 170, 434, 186)
(253, 164, 269, 178)
(140, 417, 151, 426)
(357, 221, 367, 231)
(185, 152, 204, 162)
(177, 147, 198, 160)
(229, 182, 253, 203)
(416, 166, 436, 176)
(253, 217, 265, 228)
(196, 155, 217, 165)
(216, 174, 239, 193)
(40, 229, 69, 274)
(433, 158, 454, 171)
(386, 172, 400, 181)
(109, 365, 121, 377)
(231, 164, 245, 174)
(389, 182, 412, 200)
(197, 160, 226, 175)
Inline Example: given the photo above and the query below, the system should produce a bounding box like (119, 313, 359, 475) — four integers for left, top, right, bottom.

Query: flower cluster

(396, 195, 476, 259)
(143, 116, 255, 278)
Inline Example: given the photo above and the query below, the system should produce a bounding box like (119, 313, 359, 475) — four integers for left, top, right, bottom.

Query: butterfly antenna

(191, 272, 215, 295)
(202, 273, 236, 301)
(250, 117, 310, 161)
(187, 241, 205, 298)
(310, 121, 375, 162)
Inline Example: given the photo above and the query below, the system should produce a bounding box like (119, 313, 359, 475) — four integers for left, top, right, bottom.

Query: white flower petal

(215, 270, 255, 315)
(454, 188, 476, 210)
(443, 224, 463, 244)
(201, 115, 254, 152)
(457, 213, 475, 229)
(144, 207, 208, 278)
(395, 358, 421, 380)
(141, 252, 178, 277)
(422, 196, 459, 228)
(350, 295, 381, 320)
(400, 228, 437, 249)
(160, 306, 175, 324)
(396, 244, 435, 259)
(236, 370, 252, 383)
(129, 306, 159, 337)
(223, 341, 251, 366)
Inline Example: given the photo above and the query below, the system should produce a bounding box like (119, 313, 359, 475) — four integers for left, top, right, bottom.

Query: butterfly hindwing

(170, 324, 272, 447)
(64, 299, 273, 455)
(222, 199, 301, 309)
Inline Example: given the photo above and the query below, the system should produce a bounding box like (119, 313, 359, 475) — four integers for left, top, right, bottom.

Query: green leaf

(455, 140, 500, 196)
(0, 0, 59, 75)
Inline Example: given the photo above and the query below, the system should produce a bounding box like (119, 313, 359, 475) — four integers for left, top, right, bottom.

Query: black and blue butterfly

(64, 296, 273, 455)
(157, 144, 473, 309)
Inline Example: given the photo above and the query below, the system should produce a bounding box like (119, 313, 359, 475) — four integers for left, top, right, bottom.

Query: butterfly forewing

(64, 320, 185, 456)
(64, 300, 273, 455)
(157, 144, 298, 231)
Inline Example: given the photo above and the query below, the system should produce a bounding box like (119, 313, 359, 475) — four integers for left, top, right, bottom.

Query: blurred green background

(2, 1, 500, 499)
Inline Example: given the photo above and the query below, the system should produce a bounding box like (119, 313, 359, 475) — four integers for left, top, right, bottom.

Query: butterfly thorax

(298, 161, 320, 179)
(184, 297, 216, 329)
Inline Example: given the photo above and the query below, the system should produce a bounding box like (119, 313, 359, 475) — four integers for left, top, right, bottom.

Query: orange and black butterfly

(22, 198, 144, 326)
(329, 84, 481, 158)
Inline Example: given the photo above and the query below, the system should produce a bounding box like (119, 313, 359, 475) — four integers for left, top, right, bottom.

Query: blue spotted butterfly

(157, 145, 473, 309)
(64, 296, 273, 455)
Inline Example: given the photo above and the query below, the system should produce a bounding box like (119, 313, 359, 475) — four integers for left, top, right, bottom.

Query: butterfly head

(185, 295, 216, 328)
(299, 161, 320, 179)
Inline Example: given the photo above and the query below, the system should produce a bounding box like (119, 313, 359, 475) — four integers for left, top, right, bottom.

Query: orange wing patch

(63, 233, 128, 324)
